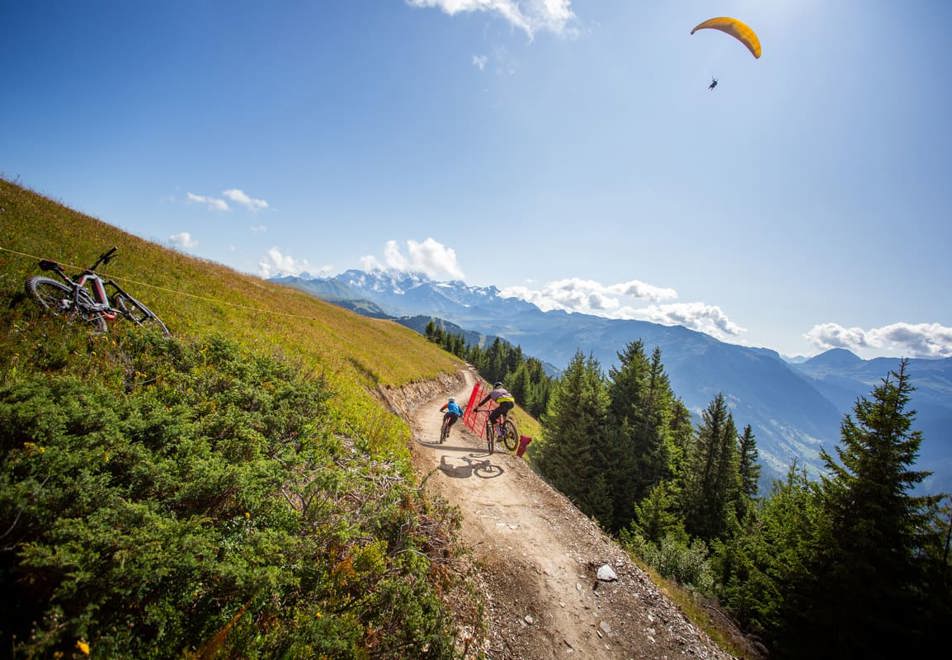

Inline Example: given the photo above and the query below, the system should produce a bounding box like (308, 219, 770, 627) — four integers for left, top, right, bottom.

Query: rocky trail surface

(408, 370, 736, 659)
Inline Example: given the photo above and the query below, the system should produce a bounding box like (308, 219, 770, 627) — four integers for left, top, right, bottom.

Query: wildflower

(76, 640, 90, 655)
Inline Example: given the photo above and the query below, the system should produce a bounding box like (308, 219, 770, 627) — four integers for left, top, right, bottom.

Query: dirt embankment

(388, 368, 736, 659)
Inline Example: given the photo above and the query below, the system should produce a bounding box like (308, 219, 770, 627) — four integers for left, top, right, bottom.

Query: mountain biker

(440, 397, 463, 435)
(475, 381, 515, 429)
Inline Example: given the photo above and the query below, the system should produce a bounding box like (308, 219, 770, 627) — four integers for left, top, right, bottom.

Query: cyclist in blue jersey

(475, 382, 515, 427)
(439, 397, 463, 441)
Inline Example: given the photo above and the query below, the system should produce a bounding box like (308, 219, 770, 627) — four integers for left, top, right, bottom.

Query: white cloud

(472, 54, 488, 70)
(500, 277, 677, 314)
(250, 224, 267, 233)
(186, 192, 229, 211)
(637, 303, 747, 339)
(258, 247, 312, 278)
(169, 232, 198, 249)
(223, 188, 269, 211)
(361, 238, 465, 280)
(360, 255, 383, 271)
(805, 322, 952, 358)
(499, 277, 744, 340)
(407, 0, 576, 38)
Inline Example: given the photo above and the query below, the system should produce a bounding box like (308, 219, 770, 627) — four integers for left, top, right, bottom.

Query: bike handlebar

(90, 246, 118, 271)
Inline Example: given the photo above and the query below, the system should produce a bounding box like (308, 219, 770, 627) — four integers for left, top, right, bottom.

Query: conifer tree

(737, 424, 760, 501)
(778, 361, 941, 657)
(681, 393, 740, 541)
(714, 463, 818, 643)
(536, 351, 612, 523)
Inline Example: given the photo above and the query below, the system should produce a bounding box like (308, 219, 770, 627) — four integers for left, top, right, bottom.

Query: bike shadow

(438, 454, 504, 480)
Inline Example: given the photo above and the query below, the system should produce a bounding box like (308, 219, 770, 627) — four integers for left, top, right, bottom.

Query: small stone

(560, 601, 565, 608)
(524, 614, 534, 625)
(596, 564, 618, 582)
(599, 621, 611, 635)
(576, 583, 582, 591)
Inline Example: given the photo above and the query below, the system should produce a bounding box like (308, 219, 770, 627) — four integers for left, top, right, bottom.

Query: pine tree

(681, 393, 740, 541)
(735, 424, 760, 521)
(737, 424, 760, 500)
(777, 361, 941, 657)
(714, 463, 819, 642)
(536, 351, 612, 524)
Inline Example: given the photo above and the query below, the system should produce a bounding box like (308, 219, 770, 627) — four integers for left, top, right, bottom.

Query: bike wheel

(502, 419, 519, 452)
(485, 420, 494, 454)
(440, 419, 449, 443)
(113, 292, 171, 336)
(26, 276, 107, 332)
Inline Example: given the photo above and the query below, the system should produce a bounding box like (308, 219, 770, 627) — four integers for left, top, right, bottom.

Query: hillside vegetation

(0, 179, 469, 656)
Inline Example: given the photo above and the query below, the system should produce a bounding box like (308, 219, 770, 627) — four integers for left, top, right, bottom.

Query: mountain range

(275, 270, 952, 493)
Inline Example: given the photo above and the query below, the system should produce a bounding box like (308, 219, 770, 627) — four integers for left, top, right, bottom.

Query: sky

(2, 0, 951, 359)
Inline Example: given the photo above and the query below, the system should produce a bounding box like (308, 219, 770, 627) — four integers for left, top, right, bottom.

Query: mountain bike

(25, 246, 170, 336)
(439, 413, 458, 443)
(474, 408, 518, 454)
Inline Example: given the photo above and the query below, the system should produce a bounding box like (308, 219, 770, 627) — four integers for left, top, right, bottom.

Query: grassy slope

(0, 179, 482, 656)
(0, 178, 462, 456)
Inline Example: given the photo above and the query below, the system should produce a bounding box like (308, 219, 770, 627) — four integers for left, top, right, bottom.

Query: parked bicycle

(25, 246, 170, 336)
(474, 407, 518, 454)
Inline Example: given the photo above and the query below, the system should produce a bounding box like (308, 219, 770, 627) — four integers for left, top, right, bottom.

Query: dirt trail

(410, 370, 733, 659)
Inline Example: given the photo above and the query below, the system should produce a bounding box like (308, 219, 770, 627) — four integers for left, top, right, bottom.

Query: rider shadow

(417, 438, 486, 454)
(439, 454, 504, 480)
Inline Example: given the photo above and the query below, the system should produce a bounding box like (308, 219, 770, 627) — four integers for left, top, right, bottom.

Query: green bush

(623, 530, 714, 593)
(0, 330, 455, 658)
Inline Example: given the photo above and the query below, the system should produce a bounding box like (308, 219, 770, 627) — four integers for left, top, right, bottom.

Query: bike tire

(485, 420, 494, 455)
(26, 276, 107, 332)
(502, 419, 519, 452)
(114, 292, 171, 336)
(440, 419, 449, 443)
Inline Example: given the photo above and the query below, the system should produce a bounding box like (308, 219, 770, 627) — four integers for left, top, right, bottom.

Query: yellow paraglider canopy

(691, 17, 761, 59)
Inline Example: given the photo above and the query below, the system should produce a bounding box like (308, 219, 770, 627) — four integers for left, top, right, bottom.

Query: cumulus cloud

(186, 192, 228, 212)
(258, 247, 312, 278)
(500, 277, 677, 315)
(360, 238, 465, 280)
(637, 303, 747, 339)
(250, 224, 267, 233)
(472, 54, 488, 70)
(169, 232, 198, 249)
(223, 188, 269, 211)
(186, 188, 269, 212)
(407, 0, 576, 38)
(500, 277, 744, 339)
(805, 322, 952, 358)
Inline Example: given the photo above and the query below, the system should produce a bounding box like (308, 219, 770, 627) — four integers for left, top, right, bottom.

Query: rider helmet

(448, 397, 455, 403)
(493, 381, 503, 388)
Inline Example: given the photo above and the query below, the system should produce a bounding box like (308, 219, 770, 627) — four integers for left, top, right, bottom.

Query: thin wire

(0, 244, 330, 324)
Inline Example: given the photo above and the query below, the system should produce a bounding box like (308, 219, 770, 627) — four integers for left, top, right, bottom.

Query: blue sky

(2, 0, 951, 358)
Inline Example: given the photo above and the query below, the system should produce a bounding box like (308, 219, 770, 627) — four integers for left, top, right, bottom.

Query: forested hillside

(533, 341, 952, 656)
(0, 180, 469, 657)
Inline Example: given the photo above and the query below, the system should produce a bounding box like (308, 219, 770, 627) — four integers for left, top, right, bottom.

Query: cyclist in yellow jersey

(476, 381, 515, 427)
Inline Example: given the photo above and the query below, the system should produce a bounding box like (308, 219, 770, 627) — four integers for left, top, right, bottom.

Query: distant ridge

(274, 269, 952, 494)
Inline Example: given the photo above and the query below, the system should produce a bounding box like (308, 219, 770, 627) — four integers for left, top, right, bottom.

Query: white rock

(599, 621, 611, 634)
(524, 614, 534, 625)
(596, 564, 618, 581)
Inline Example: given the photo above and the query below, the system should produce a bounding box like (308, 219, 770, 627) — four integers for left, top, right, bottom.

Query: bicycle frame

(41, 248, 133, 322)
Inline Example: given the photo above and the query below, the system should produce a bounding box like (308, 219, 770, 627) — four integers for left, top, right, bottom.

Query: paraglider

(691, 17, 761, 59)
(708, 77, 718, 91)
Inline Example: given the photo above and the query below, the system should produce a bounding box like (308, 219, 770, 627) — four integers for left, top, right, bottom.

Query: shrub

(0, 331, 456, 657)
